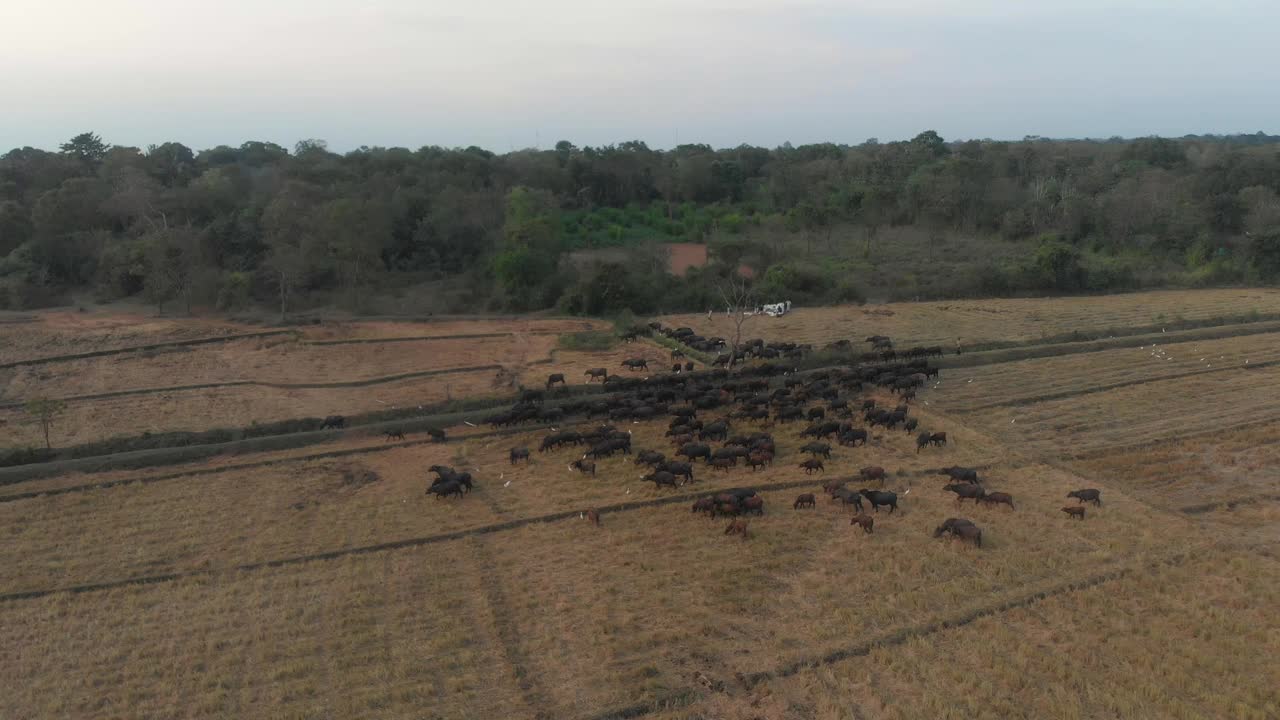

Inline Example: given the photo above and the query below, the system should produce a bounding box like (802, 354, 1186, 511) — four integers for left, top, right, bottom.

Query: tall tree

(59, 132, 109, 170)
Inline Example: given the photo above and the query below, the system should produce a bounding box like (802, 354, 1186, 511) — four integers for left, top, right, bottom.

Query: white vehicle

(761, 301, 791, 317)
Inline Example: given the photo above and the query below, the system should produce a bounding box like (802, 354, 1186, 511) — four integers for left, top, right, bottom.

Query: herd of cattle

(412, 324, 1105, 548)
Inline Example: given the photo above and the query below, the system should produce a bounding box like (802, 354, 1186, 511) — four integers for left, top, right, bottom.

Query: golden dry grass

(654, 547, 1280, 720)
(0, 396, 1007, 594)
(0, 310, 246, 365)
(931, 330, 1280, 411)
(1074, 421, 1280, 509)
(4, 297, 1280, 720)
(0, 469, 1196, 719)
(659, 288, 1280, 348)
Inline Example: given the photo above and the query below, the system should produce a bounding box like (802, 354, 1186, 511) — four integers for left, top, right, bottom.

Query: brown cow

(850, 513, 874, 534)
(692, 498, 716, 516)
(800, 458, 825, 474)
(979, 492, 1015, 510)
(710, 457, 735, 472)
(724, 519, 750, 538)
(794, 493, 816, 509)
(822, 479, 846, 495)
(859, 466, 887, 484)
(585, 509, 601, 527)
(1061, 506, 1086, 520)
(742, 496, 765, 516)
(930, 432, 948, 447)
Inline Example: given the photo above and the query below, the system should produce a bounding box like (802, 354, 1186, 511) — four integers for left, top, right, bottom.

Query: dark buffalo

(859, 466, 887, 484)
(546, 373, 566, 388)
(320, 415, 346, 430)
(678, 443, 713, 463)
(427, 480, 464, 500)
(794, 493, 816, 509)
(585, 368, 608, 382)
(1062, 506, 1086, 520)
(943, 483, 985, 504)
(660, 461, 695, 483)
(831, 488, 865, 512)
(570, 458, 596, 476)
(509, 447, 531, 465)
(930, 432, 948, 447)
(645, 471, 680, 489)
(939, 466, 979, 484)
(1067, 489, 1102, 506)
(979, 492, 1015, 510)
(915, 432, 933, 453)
(426, 427, 447, 442)
(801, 442, 832, 458)
(621, 358, 649, 371)
(800, 458, 825, 474)
(384, 429, 406, 442)
(859, 489, 898, 513)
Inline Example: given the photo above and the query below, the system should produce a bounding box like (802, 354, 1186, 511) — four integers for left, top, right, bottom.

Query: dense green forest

(1, 131, 1279, 316)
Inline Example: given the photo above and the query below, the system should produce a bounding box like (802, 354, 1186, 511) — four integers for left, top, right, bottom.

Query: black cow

(320, 415, 346, 430)
(1067, 489, 1102, 506)
(546, 373, 566, 388)
(859, 489, 898, 513)
(943, 483, 986, 504)
(509, 447, 531, 465)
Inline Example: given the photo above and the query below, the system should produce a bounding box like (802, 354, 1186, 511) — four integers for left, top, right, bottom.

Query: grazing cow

(801, 442, 832, 458)
(584, 508, 601, 526)
(903, 418, 919, 434)
(742, 496, 765, 516)
(930, 432, 948, 447)
(839, 429, 868, 447)
(933, 518, 981, 547)
(850, 513, 874, 534)
(1067, 489, 1102, 506)
(678, 443, 713, 463)
(710, 457, 735, 472)
(915, 432, 933, 453)
(938, 466, 979, 484)
(800, 458, 825, 474)
(426, 427, 446, 442)
(943, 483, 986, 505)
(747, 452, 772, 471)
(645, 471, 680, 489)
(585, 368, 608, 382)
(1062, 506, 1086, 520)
(933, 518, 975, 538)
(859, 466, 887, 484)
(692, 498, 717, 516)
(724, 519, 750, 538)
(807, 407, 825, 421)
(661, 461, 695, 483)
(635, 450, 665, 467)
(831, 488, 864, 512)
(546, 373, 566, 389)
(509, 447, 531, 465)
(859, 489, 898, 513)
(385, 429, 406, 442)
(793, 493, 816, 509)
(570, 458, 596, 476)
(427, 480, 464, 500)
(621, 358, 649, 371)
(320, 415, 346, 430)
(951, 524, 983, 547)
(979, 492, 1015, 510)
(822, 479, 846, 495)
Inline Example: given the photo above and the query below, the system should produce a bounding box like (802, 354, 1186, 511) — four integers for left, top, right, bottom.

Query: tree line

(1, 130, 1278, 316)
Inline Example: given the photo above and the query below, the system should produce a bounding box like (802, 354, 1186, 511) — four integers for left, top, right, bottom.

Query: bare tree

(25, 397, 66, 449)
(716, 275, 758, 367)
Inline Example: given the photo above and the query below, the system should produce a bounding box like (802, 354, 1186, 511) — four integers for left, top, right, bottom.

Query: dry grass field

(2, 292, 1279, 720)
(660, 288, 1280, 349)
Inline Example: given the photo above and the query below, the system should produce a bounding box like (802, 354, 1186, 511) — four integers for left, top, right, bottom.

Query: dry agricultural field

(1, 291, 1278, 719)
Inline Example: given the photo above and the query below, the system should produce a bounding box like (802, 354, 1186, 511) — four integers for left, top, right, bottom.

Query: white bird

(464, 421, 477, 427)
(579, 512, 584, 519)
(625, 490, 631, 495)
(504, 480, 511, 487)
(499, 473, 504, 479)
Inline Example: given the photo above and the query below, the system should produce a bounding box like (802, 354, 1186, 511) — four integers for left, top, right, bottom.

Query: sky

(2, 0, 1278, 153)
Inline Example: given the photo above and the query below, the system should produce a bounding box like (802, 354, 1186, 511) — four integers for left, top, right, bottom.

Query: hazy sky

(3, 0, 1278, 153)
